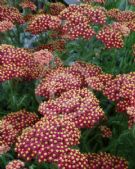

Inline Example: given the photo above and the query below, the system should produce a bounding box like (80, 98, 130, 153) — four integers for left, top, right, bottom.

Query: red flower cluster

(58, 149, 89, 169)
(27, 14, 61, 34)
(0, 120, 18, 148)
(6, 160, 27, 169)
(49, 2, 66, 16)
(3, 109, 38, 132)
(110, 22, 130, 37)
(15, 115, 80, 162)
(68, 61, 102, 82)
(126, 20, 135, 32)
(20, 0, 36, 11)
(0, 6, 24, 24)
(58, 150, 128, 169)
(35, 67, 83, 99)
(97, 26, 124, 48)
(33, 49, 62, 69)
(127, 106, 135, 128)
(0, 110, 38, 154)
(59, 5, 107, 39)
(0, 45, 42, 82)
(87, 7, 107, 25)
(61, 12, 95, 40)
(108, 9, 135, 22)
(103, 73, 135, 112)
(100, 125, 112, 138)
(0, 144, 10, 155)
(0, 20, 14, 32)
(39, 88, 104, 128)
(88, 152, 128, 169)
(86, 73, 113, 91)
(35, 61, 102, 98)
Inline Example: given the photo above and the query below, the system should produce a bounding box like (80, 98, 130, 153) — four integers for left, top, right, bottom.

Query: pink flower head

(6, 160, 26, 169)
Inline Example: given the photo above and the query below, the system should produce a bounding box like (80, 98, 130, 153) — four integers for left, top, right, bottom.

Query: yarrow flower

(58, 149, 89, 169)
(61, 12, 95, 40)
(58, 150, 128, 169)
(6, 160, 27, 169)
(0, 45, 42, 82)
(0, 6, 24, 24)
(20, 0, 36, 11)
(125, 20, 135, 32)
(38, 88, 105, 128)
(127, 106, 135, 128)
(15, 115, 80, 163)
(88, 152, 128, 168)
(48, 2, 66, 16)
(3, 109, 38, 132)
(100, 125, 112, 138)
(35, 67, 83, 99)
(59, 5, 107, 39)
(0, 20, 14, 32)
(0, 120, 18, 147)
(0, 110, 38, 153)
(0, 144, 10, 155)
(68, 61, 102, 83)
(33, 49, 62, 68)
(86, 73, 113, 91)
(110, 22, 130, 37)
(27, 14, 61, 34)
(108, 9, 135, 22)
(97, 26, 124, 48)
(103, 73, 135, 112)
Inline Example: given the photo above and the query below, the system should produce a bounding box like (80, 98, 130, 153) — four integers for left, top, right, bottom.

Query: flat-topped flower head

(39, 88, 105, 128)
(15, 115, 80, 163)
(0, 144, 10, 155)
(3, 109, 38, 133)
(97, 26, 124, 48)
(88, 152, 128, 169)
(0, 45, 42, 81)
(58, 149, 89, 169)
(27, 14, 61, 34)
(86, 73, 113, 91)
(104, 73, 135, 112)
(6, 160, 26, 169)
(20, 0, 36, 11)
(49, 2, 66, 16)
(35, 67, 83, 99)
(0, 6, 24, 24)
(0, 20, 14, 32)
(0, 120, 18, 146)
